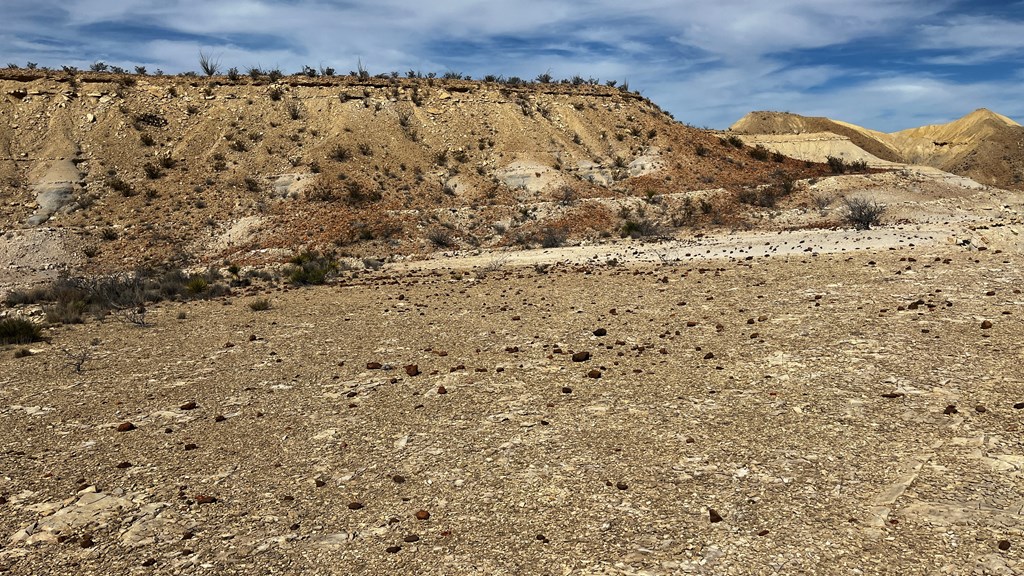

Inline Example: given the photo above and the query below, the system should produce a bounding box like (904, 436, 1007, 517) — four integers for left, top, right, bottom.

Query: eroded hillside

(0, 69, 829, 283)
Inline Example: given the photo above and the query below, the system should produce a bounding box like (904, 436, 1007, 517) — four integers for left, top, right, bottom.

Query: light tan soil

(1, 225, 1022, 575)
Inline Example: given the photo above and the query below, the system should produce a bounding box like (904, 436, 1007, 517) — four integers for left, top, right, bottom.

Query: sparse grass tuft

(248, 298, 272, 311)
(0, 317, 42, 345)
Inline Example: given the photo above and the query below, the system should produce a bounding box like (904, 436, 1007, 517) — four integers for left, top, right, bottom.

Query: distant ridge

(730, 109, 1024, 189)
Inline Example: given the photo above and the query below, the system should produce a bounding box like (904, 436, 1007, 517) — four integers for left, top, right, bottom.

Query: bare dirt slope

(731, 109, 1024, 190)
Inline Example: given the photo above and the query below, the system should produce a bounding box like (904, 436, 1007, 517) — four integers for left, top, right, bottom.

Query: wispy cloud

(2, 0, 1021, 131)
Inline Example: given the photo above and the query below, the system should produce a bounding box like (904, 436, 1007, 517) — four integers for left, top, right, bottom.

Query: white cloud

(2, 0, 1022, 130)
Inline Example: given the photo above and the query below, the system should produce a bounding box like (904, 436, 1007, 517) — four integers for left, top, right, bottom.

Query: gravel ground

(1, 229, 1022, 575)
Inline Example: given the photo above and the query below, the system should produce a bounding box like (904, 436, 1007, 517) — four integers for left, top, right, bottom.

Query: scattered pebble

(415, 509, 430, 520)
(116, 422, 136, 432)
(571, 351, 591, 362)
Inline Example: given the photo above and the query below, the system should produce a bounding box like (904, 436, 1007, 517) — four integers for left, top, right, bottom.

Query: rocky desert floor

(3, 195, 1024, 575)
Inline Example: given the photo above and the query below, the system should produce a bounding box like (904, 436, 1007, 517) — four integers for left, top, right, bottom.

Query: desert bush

(344, 180, 381, 205)
(620, 218, 660, 239)
(286, 251, 339, 285)
(185, 276, 209, 295)
(826, 155, 847, 174)
(727, 135, 744, 148)
(143, 163, 163, 179)
(306, 177, 338, 202)
(100, 227, 119, 241)
(695, 144, 709, 157)
(844, 197, 885, 230)
(0, 318, 42, 345)
(286, 101, 302, 120)
(538, 225, 569, 248)
(849, 159, 869, 171)
(749, 145, 771, 161)
(5, 286, 53, 306)
(229, 139, 248, 152)
(140, 133, 155, 146)
(811, 193, 834, 213)
(330, 145, 352, 162)
(738, 187, 779, 208)
(159, 155, 177, 169)
(426, 228, 455, 248)
(44, 299, 85, 324)
(772, 151, 786, 163)
(269, 86, 285, 101)
(106, 176, 134, 196)
(244, 176, 261, 192)
(248, 298, 272, 311)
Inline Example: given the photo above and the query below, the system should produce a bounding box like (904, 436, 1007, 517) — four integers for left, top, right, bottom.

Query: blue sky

(2, 0, 1022, 131)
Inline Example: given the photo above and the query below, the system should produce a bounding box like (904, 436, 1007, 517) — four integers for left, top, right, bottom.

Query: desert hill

(1, 68, 831, 284)
(730, 109, 1024, 189)
(729, 111, 904, 163)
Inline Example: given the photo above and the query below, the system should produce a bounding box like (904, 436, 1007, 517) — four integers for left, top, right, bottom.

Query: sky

(2, 0, 1022, 132)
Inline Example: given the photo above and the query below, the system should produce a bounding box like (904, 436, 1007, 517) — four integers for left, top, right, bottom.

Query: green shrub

(185, 276, 209, 295)
(286, 251, 339, 285)
(0, 318, 42, 345)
